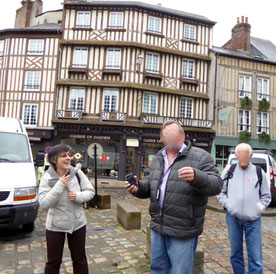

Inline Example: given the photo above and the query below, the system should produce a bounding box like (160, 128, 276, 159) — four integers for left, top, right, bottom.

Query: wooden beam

(59, 39, 211, 61)
(56, 79, 209, 100)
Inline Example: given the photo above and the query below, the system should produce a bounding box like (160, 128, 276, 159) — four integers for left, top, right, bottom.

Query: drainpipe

(213, 52, 219, 126)
(55, 42, 63, 118)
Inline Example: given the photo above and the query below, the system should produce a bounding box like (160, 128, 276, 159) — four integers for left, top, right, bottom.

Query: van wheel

(22, 222, 35, 232)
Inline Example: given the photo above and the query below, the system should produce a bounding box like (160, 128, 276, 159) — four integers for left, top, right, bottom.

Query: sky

(1, 0, 276, 47)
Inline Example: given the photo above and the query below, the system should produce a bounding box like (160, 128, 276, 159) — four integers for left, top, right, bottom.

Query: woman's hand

(60, 175, 70, 186)
(68, 191, 77, 201)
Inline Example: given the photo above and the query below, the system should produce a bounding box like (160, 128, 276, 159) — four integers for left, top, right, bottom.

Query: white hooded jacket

(38, 165, 95, 233)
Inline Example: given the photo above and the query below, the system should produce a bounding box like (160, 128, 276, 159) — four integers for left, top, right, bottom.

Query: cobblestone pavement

(0, 189, 276, 274)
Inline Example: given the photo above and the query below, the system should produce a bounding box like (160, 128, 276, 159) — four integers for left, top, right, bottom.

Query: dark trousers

(45, 225, 89, 274)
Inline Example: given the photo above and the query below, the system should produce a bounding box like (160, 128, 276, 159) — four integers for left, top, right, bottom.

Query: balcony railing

(55, 109, 83, 120)
(140, 114, 213, 128)
(100, 111, 127, 122)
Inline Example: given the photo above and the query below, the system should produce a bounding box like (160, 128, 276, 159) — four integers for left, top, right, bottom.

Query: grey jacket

(38, 165, 95, 233)
(135, 140, 223, 239)
(217, 163, 271, 221)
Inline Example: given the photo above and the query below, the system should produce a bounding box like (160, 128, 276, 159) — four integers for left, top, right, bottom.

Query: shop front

(211, 135, 276, 174)
(52, 121, 215, 180)
(26, 128, 53, 158)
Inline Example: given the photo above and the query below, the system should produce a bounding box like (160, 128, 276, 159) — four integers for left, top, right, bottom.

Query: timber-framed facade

(0, 0, 216, 180)
(53, 1, 216, 180)
(209, 17, 276, 173)
(0, 24, 61, 155)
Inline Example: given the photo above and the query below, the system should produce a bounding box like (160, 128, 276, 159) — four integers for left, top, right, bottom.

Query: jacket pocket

(76, 209, 86, 223)
(52, 215, 71, 230)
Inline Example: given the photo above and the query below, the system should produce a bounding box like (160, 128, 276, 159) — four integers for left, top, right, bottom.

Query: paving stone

(0, 188, 275, 273)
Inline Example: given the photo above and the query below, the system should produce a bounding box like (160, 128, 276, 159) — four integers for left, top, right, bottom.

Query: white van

(0, 117, 43, 231)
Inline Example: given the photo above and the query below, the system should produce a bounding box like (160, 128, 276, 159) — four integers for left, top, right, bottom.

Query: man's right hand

(125, 176, 139, 194)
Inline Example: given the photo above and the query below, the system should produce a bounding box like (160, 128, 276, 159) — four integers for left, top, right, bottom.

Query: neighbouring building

(0, 9, 61, 155)
(53, 0, 216, 180)
(209, 17, 276, 173)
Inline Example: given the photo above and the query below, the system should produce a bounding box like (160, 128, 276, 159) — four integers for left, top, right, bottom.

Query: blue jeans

(226, 212, 263, 274)
(150, 229, 198, 274)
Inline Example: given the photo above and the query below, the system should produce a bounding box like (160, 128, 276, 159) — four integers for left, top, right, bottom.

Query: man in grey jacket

(125, 121, 223, 274)
(217, 143, 271, 274)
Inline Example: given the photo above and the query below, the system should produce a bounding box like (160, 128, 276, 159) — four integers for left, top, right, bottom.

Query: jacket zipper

(158, 153, 186, 233)
(240, 172, 245, 219)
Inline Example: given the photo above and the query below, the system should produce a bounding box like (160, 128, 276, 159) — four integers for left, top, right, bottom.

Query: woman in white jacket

(38, 145, 95, 274)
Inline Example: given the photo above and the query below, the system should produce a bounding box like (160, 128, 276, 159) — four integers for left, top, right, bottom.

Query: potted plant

(258, 132, 270, 144)
(258, 98, 270, 112)
(239, 130, 251, 143)
(240, 96, 252, 110)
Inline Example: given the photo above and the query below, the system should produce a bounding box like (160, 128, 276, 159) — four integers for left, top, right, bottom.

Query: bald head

(235, 143, 252, 170)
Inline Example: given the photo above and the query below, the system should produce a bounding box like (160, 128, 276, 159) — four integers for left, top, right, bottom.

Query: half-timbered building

(209, 17, 276, 173)
(53, 0, 216, 179)
(0, 22, 61, 155)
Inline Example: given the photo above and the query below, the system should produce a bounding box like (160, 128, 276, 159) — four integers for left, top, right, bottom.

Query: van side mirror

(35, 152, 45, 166)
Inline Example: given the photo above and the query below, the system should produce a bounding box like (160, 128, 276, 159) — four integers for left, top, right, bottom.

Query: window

(238, 109, 251, 132)
(27, 39, 44, 55)
(108, 12, 123, 29)
(148, 16, 161, 34)
(143, 92, 158, 114)
(184, 24, 196, 42)
(180, 97, 193, 118)
(257, 112, 269, 134)
(239, 75, 251, 98)
(215, 145, 233, 169)
(182, 59, 195, 79)
(257, 78, 269, 101)
(0, 40, 4, 55)
(69, 88, 85, 110)
(72, 47, 88, 68)
(146, 53, 160, 74)
(22, 104, 38, 126)
(102, 89, 119, 112)
(24, 71, 41, 91)
(106, 48, 121, 69)
(76, 11, 91, 28)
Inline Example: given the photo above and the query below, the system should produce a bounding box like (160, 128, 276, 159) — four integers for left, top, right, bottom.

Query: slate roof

(0, 23, 61, 34)
(64, 0, 216, 25)
(211, 37, 276, 64)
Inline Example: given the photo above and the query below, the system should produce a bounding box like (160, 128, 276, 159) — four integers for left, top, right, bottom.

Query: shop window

(215, 145, 233, 169)
(140, 141, 163, 178)
(61, 135, 120, 178)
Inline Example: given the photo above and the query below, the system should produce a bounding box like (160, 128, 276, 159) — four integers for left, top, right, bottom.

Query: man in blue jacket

(217, 143, 271, 274)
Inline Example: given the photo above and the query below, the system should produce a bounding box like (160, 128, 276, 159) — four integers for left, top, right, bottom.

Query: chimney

(224, 16, 251, 52)
(14, 0, 43, 28)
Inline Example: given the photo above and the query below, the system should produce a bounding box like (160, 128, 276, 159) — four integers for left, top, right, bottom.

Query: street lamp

(136, 54, 144, 72)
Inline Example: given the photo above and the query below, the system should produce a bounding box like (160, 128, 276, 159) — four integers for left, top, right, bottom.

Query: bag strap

(255, 166, 263, 196)
(75, 172, 81, 190)
(223, 163, 237, 197)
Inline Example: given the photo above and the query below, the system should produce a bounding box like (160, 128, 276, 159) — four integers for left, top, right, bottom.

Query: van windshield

(230, 157, 267, 172)
(0, 132, 31, 163)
